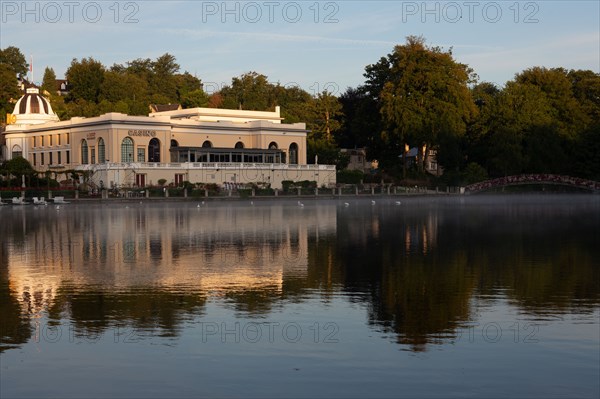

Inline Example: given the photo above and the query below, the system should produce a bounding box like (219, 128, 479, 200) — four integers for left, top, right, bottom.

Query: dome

(11, 87, 59, 125)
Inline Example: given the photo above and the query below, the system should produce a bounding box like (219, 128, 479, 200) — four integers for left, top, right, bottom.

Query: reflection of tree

(308, 200, 599, 352)
(460, 203, 600, 313)
(47, 288, 206, 338)
(223, 288, 283, 316)
(330, 205, 475, 351)
(0, 246, 33, 353)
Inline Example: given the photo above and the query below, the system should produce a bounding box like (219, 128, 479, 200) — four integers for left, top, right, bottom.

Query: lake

(1, 195, 599, 398)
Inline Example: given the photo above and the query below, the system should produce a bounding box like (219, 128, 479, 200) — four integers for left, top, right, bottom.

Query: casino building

(1, 88, 336, 189)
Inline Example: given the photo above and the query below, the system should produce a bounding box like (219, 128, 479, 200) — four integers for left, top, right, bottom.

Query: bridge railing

(465, 174, 600, 193)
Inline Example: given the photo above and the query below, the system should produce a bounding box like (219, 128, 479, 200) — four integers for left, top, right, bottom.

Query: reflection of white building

(1, 88, 336, 189)
(5, 204, 337, 312)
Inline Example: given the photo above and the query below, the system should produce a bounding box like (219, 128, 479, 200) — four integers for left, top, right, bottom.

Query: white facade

(1, 92, 336, 189)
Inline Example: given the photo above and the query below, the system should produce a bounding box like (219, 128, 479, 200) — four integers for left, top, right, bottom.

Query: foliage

(378, 36, 477, 173)
(462, 162, 488, 184)
(66, 57, 106, 103)
(41, 67, 57, 96)
(0, 46, 28, 79)
(1, 157, 36, 178)
(307, 138, 349, 170)
(337, 169, 364, 184)
(0, 63, 20, 120)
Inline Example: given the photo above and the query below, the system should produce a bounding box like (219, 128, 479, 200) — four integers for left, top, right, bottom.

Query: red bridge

(464, 174, 600, 193)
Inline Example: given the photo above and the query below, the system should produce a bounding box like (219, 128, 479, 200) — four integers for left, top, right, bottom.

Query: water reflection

(1, 196, 599, 354)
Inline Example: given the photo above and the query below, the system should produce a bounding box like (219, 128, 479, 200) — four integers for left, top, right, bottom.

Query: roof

(149, 104, 182, 113)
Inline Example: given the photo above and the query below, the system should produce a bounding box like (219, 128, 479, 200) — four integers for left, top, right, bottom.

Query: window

(49, 152, 53, 165)
(41, 153, 44, 165)
(121, 137, 134, 162)
(58, 134, 61, 145)
(81, 140, 88, 164)
(58, 151, 62, 165)
(66, 133, 70, 144)
(41, 136, 45, 146)
(235, 141, 244, 149)
(148, 138, 160, 162)
(33, 153, 37, 166)
(98, 138, 106, 163)
(137, 148, 145, 162)
(268, 142, 278, 150)
(50, 135, 53, 146)
(175, 174, 185, 186)
(288, 143, 298, 165)
(90, 147, 95, 164)
(135, 174, 146, 187)
(11, 145, 22, 159)
(33, 136, 37, 147)
(170, 139, 179, 148)
(202, 140, 212, 148)
(66, 151, 70, 164)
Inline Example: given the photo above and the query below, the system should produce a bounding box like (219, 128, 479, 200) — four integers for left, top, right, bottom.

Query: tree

(338, 86, 380, 149)
(0, 64, 20, 121)
(175, 72, 203, 103)
(271, 84, 313, 124)
(378, 36, 477, 174)
(219, 72, 274, 110)
(100, 70, 149, 110)
(568, 69, 600, 125)
(308, 91, 342, 143)
(515, 67, 588, 137)
(66, 57, 105, 103)
(41, 67, 57, 96)
(1, 157, 35, 187)
(0, 46, 28, 79)
(181, 89, 209, 108)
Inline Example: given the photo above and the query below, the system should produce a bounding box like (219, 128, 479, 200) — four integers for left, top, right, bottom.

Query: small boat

(53, 196, 70, 204)
(12, 197, 28, 205)
(32, 197, 48, 205)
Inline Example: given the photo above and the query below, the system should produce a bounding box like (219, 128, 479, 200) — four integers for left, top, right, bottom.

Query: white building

(1, 88, 336, 189)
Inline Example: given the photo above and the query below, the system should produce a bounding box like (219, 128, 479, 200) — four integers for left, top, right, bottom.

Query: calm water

(1, 195, 599, 398)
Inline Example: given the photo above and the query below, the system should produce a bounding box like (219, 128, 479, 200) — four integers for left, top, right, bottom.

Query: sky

(1, 0, 599, 96)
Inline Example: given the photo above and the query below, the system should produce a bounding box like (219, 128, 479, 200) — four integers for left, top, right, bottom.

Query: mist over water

(1, 195, 599, 398)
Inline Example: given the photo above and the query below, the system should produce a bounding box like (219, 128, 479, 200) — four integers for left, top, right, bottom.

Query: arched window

(268, 142, 278, 150)
(81, 140, 88, 164)
(202, 140, 212, 148)
(288, 143, 298, 165)
(235, 141, 244, 149)
(11, 145, 23, 159)
(170, 139, 179, 148)
(121, 137, 134, 162)
(97, 138, 106, 163)
(148, 138, 160, 162)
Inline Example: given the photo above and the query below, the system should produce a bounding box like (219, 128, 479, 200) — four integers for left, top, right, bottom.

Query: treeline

(1, 41, 599, 182)
(339, 36, 600, 183)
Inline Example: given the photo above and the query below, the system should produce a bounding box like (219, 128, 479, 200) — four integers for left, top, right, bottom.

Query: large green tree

(219, 72, 275, 110)
(66, 57, 106, 103)
(378, 36, 477, 174)
(0, 46, 28, 79)
(0, 64, 20, 121)
(41, 67, 57, 96)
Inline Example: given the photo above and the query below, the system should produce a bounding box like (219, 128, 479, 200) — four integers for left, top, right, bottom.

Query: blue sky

(1, 0, 598, 95)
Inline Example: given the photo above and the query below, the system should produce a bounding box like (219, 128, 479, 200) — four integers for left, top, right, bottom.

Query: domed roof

(11, 87, 59, 126)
